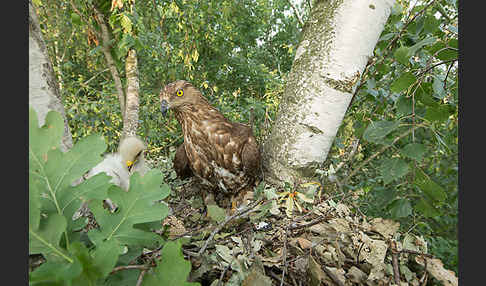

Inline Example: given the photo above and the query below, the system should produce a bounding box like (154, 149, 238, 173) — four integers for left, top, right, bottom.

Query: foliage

(29, 108, 197, 285)
(324, 0, 458, 274)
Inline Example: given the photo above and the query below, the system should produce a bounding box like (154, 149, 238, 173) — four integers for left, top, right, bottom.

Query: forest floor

(157, 172, 458, 286)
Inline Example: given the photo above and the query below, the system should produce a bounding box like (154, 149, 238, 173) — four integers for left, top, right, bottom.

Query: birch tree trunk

(29, 2, 73, 152)
(263, 0, 395, 185)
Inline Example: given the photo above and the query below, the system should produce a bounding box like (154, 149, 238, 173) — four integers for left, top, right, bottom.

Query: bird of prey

(159, 80, 261, 207)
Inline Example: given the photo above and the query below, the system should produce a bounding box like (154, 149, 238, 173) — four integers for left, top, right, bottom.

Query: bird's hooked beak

(160, 99, 169, 117)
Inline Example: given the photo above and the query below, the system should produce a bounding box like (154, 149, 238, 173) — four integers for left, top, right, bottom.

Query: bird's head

(159, 80, 207, 116)
(118, 136, 146, 171)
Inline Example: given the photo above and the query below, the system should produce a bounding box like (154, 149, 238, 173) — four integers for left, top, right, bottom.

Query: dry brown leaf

(162, 215, 187, 239)
(347, 266, 367, 284)
(296, 237, 312, 249)
(370, 218, 400, 239)
(415, 256, 458, 286)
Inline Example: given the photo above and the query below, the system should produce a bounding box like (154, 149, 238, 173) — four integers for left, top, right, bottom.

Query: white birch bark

(263, 0, 395, 184)
(29, 2, 73, 152)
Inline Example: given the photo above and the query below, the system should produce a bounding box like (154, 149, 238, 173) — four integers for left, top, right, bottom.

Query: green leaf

(394, 46, 410, 66)
(414, 198, 440, 218)
(69, 241, 106, 284)
(424, 15, 440, 34)
(29, 214, 72, 263)
(389, 198, 412, 218)
(432, 76, 446, 99)
(30, 175, 41, 231)
(207, 204, 226, 223)
(91, 240, 121, 278)
(396, 96, 413, 116)
(416, 82, 436, 106)
(363, 120, 400, 144)
(142, 240, 200, 286)
(414, 169, 447, 202)
(424, 103, 450, 123)
(29, 258, 82, 285)
(400, 143, 427, 161)
(88, 170, 169, 247)
(380, 158, 410, 184)
(390, 72, 417, 94)
(44, 134, 106, 196)
(62, 172, 112, 231)
(408, 36, 437, 55)
(29, 108, 64, 169)
(71, 12, 81, 25)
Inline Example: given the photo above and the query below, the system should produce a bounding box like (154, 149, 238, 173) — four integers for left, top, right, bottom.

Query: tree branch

(342, 126, 423, 184)
(92, 6, 127, 120)
(285, 0, 305, 27)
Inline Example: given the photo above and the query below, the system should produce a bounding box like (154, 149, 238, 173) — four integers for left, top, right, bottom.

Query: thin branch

(342, 126, 423, 184)
(289, 215, 331, 231)
(269, 270, 293, 286)
(352, 0, 437, 99)
(196, 197, 265, 256)
(92, 6, 127, 119)
(217, 263, 231, 286)
(285, 0, 304, 27)
(390, 240, 401, 284)
(334, 138, 360, 173)
(418, 58, 458, 77)
(387, 0, 437, 52)
(443, 60, 456, 89)
(280, 225, 289, 286)
(109, 265, 150, 275)
(81, 68, 110, 87)
(136, 269, 147, 286)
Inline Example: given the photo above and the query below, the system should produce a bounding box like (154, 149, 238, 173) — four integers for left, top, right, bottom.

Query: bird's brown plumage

(160, 80, 261, 196)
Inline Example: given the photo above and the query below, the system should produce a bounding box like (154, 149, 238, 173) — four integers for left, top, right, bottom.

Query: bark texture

(29, 2, 73, 152)
(93, 7, 126, 119)
(263, 0, 394, 184)
(122, 49, 140, 139)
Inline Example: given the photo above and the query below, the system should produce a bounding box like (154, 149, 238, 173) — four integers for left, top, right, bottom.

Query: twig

(387, 0, 437, 51)
(136, 269, 147, 286)
(196, 197, 264, 256)
(390, 240, 401, 284)
(418, 58, 458, 77)
(400, 249, 434, 258)
(342, 126, 423, 184)
(356, 242, 365, 264)
(217, 263, 231, 286)
(285, 0, 305, 27)
(443, 60, 456, 89)
(289, 215, 331, 231)
(280, 225, 289, 286)
(109, 265, 150, 275)
(351, 0, 437, 100)
(334, 138, 360, 173)
(81, 68, 110, 87)
(289, 272, 299, 286)
(321, 263, 345, 286)
(269, 270, 293, 286)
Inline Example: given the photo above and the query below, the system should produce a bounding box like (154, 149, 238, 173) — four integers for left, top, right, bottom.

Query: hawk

(159, 80, 261, 206)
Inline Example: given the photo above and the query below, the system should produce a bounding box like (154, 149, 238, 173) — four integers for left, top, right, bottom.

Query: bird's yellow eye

(176, 89, 184, 97)
(126, 160, 134, 167)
